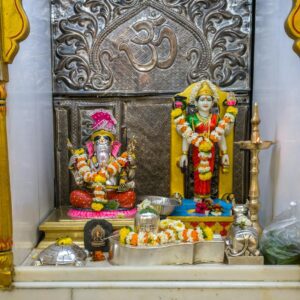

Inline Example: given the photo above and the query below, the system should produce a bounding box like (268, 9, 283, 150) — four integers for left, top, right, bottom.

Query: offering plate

(109, 235, 224, 266)
(137, 195, 181, 216)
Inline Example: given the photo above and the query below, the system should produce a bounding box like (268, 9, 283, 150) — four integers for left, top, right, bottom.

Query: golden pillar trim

(0, 252, 13, 290)
(236, 103, 273, 235)
(0, 0, 29, 289)
(1, 0, 30, 64)
(0, 84, 13, 289)
(285, 0, 300, 56)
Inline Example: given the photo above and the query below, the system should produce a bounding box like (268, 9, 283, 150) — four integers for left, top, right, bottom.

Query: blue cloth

(171, 199, 232, 217)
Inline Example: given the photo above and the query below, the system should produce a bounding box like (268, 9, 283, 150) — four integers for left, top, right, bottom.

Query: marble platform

(1, 248, 298, 300)
(2, 264, 299, 300)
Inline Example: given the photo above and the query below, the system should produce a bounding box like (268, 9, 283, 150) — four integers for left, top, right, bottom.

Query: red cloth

(70, 189, 136, 209)
(70, 190, 93, 208)
(192, 114, 218, 197)
(107, 190, 136, 209)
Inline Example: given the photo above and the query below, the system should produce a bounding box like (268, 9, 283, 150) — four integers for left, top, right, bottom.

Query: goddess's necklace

(196, 112, 211, 124)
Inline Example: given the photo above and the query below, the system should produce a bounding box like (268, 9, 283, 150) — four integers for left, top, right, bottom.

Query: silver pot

(134, 211, 160, 234)
(137, 195, 181, 216)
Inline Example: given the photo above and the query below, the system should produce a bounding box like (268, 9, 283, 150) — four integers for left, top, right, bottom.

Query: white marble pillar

(254, 0, 300, 226)
(6, 0, 53, 265)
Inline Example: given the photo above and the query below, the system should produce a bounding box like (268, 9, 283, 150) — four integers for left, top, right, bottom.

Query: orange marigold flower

(131, 233, 138, 246)
(183, 229, 188, 242)
(209, 135, 218, 143)
(180, 126, 187, 133)
(191, 230, 199, 242)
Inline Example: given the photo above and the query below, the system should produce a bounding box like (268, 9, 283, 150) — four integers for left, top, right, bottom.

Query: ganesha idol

(68, 109, 137, 216)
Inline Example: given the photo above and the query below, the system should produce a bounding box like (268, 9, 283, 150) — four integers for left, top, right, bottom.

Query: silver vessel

(134, 210, 160, 234)
(137, 195, 181, 216)
(34, 242, 87, 266)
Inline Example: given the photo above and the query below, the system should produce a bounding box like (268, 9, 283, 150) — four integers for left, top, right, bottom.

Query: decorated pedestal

(168, 199, 233, 236)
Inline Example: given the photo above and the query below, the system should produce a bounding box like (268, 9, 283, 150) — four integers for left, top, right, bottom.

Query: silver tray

(109, 236, 224, 265)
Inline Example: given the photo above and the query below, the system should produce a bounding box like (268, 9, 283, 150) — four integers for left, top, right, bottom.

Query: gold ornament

(91, 129, 115, 142)
(197, 82, 214, 97)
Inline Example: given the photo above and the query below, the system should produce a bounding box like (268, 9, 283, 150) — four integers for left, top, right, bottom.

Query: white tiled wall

(254, 0, 300, 226)
(6, 0, 53, 265)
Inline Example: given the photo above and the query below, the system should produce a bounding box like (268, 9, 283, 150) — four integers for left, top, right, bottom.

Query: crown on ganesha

(88, 109, 117, 142)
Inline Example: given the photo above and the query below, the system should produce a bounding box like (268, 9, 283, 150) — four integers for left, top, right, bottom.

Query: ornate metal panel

(124, 97, 172, 196)
(54, 105, 71, 206)
(52, 0, 252, 94)
(232, 95, 250, 202)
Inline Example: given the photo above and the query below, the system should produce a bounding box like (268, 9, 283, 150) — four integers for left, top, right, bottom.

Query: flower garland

(119, 219, 213, 247)
(71, 149, 128, 211)
(173, 105, 238, 181)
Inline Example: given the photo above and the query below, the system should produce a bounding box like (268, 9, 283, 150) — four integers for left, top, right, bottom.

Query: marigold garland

(120, 220, 213, 247)
(174, 105, 238, 181)
(71, 151, 129, 211)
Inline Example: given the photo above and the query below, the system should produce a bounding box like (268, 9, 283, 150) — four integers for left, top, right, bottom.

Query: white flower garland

(174, 106, 238, 181)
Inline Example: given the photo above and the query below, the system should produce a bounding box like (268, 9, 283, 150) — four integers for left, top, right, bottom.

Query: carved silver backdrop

(51, 0, 253, 206)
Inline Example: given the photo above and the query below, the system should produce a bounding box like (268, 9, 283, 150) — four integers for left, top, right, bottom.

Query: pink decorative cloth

(68, 208, 137, 219)
(89, 109, 117, 133)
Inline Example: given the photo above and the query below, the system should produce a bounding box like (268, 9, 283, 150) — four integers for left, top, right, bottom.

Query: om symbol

(119, 16, 177, 72)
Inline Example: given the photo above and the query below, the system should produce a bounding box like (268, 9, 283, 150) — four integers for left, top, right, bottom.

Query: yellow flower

(199, 172, 212, 181)
(226, 106, 238, 116)
(160, 219, 172, 230)
(119, 227, 131, 244)
(74, 148, 85, 155)
(56, 237, 73, 246)
(199, 140, 212, 152)
(204, 227, 214, 241)
(91, 202, 104, 211)
(94, 174, 106, 183)
(169, 220, 185, 232)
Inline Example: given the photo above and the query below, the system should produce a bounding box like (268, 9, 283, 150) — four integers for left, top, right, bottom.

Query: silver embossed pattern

(52, 0, 252, 93)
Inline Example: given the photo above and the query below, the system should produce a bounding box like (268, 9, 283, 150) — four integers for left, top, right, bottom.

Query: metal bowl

(137, 195, 181, 216)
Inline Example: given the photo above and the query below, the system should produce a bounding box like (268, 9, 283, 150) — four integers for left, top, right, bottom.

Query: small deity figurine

(68, 109, 136, 211)
(172, 80, 238, 202)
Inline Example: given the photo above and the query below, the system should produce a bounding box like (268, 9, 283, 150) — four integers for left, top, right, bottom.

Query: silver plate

(137, 195, 181, 216)
(109, 235, 224, 265)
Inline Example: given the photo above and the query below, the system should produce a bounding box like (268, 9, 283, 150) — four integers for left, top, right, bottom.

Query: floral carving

(53, 0, 251, 91)
(160, 0, 250, 87)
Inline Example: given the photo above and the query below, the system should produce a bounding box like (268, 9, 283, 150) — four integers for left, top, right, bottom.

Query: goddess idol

(171, 80, 238, 203)
(68, 109, 136, 217)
